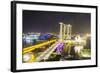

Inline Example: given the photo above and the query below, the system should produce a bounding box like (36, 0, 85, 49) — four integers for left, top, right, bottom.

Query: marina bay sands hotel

(59, 22, 72, 40)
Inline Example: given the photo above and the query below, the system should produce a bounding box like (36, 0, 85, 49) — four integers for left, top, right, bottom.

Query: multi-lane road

(23, 39, 57, 54)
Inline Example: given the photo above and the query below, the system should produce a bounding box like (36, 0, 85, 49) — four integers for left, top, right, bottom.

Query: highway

(23, 39, 56, 54)
(23, 39, 86, 62)
(35, 41, 63, 62)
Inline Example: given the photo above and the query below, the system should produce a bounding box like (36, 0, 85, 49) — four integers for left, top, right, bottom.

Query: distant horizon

(23, 31, 91, 35)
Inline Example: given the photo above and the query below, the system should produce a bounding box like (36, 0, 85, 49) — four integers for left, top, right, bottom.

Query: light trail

(23, 39, 56, 54)
(35, 41, 63, 62)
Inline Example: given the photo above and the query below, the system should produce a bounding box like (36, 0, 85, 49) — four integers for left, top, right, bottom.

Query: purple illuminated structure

(56, 42, 64, 54)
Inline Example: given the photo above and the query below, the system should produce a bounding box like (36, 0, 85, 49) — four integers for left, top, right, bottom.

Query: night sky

(23, 10, 91, 34)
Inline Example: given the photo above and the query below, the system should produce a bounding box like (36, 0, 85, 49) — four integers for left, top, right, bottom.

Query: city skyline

(23, 10, 91, 34)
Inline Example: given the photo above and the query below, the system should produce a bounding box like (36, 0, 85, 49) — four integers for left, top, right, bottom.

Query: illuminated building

(59, 22, 72, 40)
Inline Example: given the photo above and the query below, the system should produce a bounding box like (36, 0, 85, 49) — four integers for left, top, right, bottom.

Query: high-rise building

(59, 22, 72, 40)
(66, 24, 72, 39)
